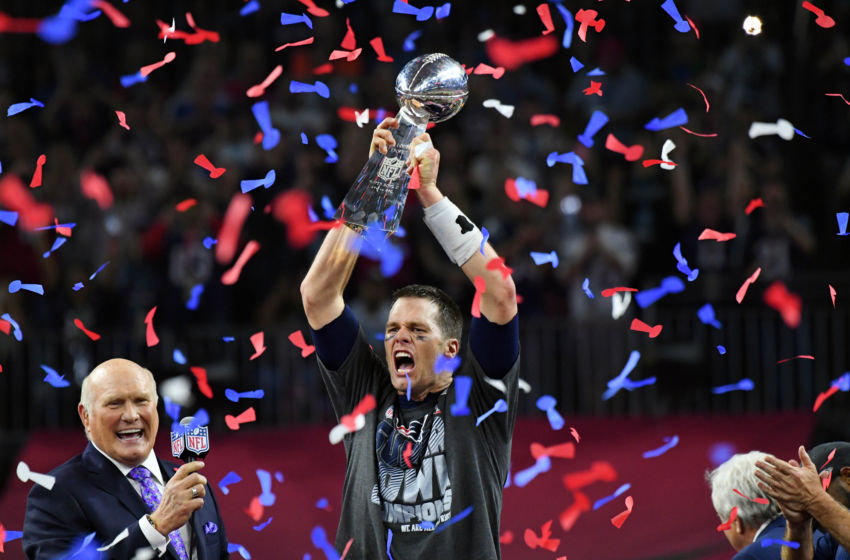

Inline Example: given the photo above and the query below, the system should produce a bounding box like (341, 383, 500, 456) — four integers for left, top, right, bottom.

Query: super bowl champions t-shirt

(315, 318, 519, 559)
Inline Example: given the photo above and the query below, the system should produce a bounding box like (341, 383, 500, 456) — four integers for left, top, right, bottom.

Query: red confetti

(583, 80, 603, 97)
(611, 496, 634, 528)
(735, 268, 761, 304)
(340, 394, 376, 430)
(777, 354, 814, 365)
(298, 0, 330, 17)
(605, 134, 643, 161)
(763, 281, 802, 328)
(175, 199, 197, 212)
(503, 178, 549, 207)
(570, 427, 580, 443)
(91, 0, 130, 28)
(226, 407, 257, 431)
(826, 93, 850, 106)
(271, 189, 326, 249)
(698, 229, 736, 242)
(288, 329, 316, 358)
(802, 1, 835, 28)
(29, 154, 46, 188)
(54, 218, 72, 237)
(222, 240, 260, 286)
(0, 174, 54, 230)
(536, 3, 555, 35)
(574, 9, 605, 42)
(499, 531, 514, 545)
(194, 154, 226, 178)
(486, 257, 514, 280)
(216, 194, 253, 264)
(687, 83, 710, 112)
(471, 276, 487, 318)
(814, 384, 840, 412)
(821, 448, 837, 470)
(679, 126, 718, 137)
(369, 37, 393, 62)
(115, 110, 130, 130)
(73, 318, 101, 341)
(0, 521, 5, 553)
(249, 331, 266, 361)
(247, 64, 283, 98)
(0, 319, 10, 335)
(0, 12, 42, 33)
(485, 34, 559, 71)
(472, 63, 505, 79)
(530, 441, 575, 460)
(190, 366, 213, 398)
(630, 318, 663, 338)
(559, 490, 590, 531)
(829, 284, 837, 308)
(80, 168, 114, 209)
(144, 306, 159, 347)
(244, 495, 264, 521)
(524, 520, 560, 551)
(733, 488, 770, 505)
(407, 166, 421, 190)
(642, 159, 677, 168)
(339, 538, 354, 560)
(716, 506, 737, 531)
(178, 12, 220, 44)
(140, 51, 176, 77)
(686, 15, 700, 38)
(530, 114, 560, 127)
(822, 469, 833, 491)
(601, 287, 638, 297)
(275, 36, 315, 52)
(563, 461, 617, 492)
(745, 198, 765, 215)
(329, 48, 362, 62)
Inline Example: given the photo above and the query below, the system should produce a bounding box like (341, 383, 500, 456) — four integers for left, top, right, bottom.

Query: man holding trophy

(301, 54, 520, 558)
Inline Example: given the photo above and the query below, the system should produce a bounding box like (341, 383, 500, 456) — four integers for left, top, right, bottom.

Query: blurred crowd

(0, 0, 849, 359)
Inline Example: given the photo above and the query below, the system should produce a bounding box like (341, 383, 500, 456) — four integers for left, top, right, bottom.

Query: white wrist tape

(423, 197, 483, 265)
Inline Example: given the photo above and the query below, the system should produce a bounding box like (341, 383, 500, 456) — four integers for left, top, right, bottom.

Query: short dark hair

(391, 284, 463, 342)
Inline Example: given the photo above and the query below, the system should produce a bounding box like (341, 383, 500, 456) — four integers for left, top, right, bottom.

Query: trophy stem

(335, 107, 428, 234)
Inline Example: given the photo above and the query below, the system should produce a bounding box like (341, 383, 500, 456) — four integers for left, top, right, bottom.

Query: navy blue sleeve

(470, 313, 519, 378)
(309, 305, 360, 371)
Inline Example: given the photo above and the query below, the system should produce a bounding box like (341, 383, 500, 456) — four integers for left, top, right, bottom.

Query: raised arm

(406, 130, 517, 325)
(301, 120, 402, 330)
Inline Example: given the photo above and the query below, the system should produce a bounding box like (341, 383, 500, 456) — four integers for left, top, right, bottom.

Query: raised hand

(755, 446, 825, 513)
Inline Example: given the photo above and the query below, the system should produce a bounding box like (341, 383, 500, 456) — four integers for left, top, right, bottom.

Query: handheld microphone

(171, 416, 210, 463)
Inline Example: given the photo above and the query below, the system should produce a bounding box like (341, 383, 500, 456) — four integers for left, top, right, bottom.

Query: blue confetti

(536, 395, 564, 430)
(434, 505, 474, 533)
(227, 543, 252, 559)
(251, 101, 281, 150)
(761, 539, 800, 549)
(530, 251, 559, 268)
(435, 2, 451, 19)
(222, 336, 235, 342)
(697, 303, 722, 329)
(635, 276, 685, 308)
(88, 261, 110, 281)
(546, 151, 587, 184)
(837, 212, 849, 235)
(403, 30, 422, 52)
(7, 98, 45, 117)
(434, 355, 461, 374)
(186, 284, 204, 310)
(555, 4, 574, 48)
(218, 471, 242, 495)
(120, 71, 148, 88)
(642, 435, 679, 458)
(253, 517, 273, 531)
(349, 83, 358, 94)
(602, 351, 656, 400)
(300, 132, 308, 144)
(316, 134, 339, 163)
(569, 56, 584, 73)
(72, 282, 85, 291)
(514, 455, 551, 487)
(42, 364, 70, 388)
(1, 312, 23, 341)
(280, 12, 312, 29)
(582, 277, 594, 299)
(673, 243, 699, 281)
(202, 237, 217, 249)
(0, 210, 18, 226)
(475, 399, 508, 426)
(310, 526, 340, 560)
(577, 110, 609, 148)
(42, 237, 67, 258)
(717, 345, 726, 355)
(660, 0, 691, 33)
(315, 497, 329, 509)
(645, 108, 688, 131)
(593, 483, 631, 510)
(240, 0, 260, 15)
(173, 349, 187, 365)
(392, 0, 435, 21)
(450, 376, 471, 416)
(712, 379, 755, 394)
(240, 169, 276, 193)
(290, 80, 330, 99)
(38, 14, 79, 45)
(479, 227, 489, 255)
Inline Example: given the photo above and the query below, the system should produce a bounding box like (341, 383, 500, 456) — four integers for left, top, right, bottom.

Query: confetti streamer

(434, 504, 473, 534)
(144, 306, 159, 347)
(645, 108, 688, 131)
(225, 407, 256, 430)
(776, 355, 814, 364)
(605, 134, 643, 161)
(176, 199, 197, 212)
(712, 379, 755, 394)
(745, 198, 764, 214)
(7, 98, 44, 117)
(91, 1, 129, 28)
(673, 242, 699, 281)
(698, 229, 736, 242)
(555, 4, 574, 48)
(29, 154, 46, 188)
(593, 483, 631, 510)
(630, 318, 663, 338)
(288, 330, 316, 357)
(81, 168, 114, 209)
(826, 93, 850, 106)
(735, 268, 762, 304)
(190, 366, 213, 398)
(523, 519, 559, 550)
(801, 1, 835, 28)
(574, 9, 605, 42)
(289, 80, 330, 99)
(16, 461, 56, 490)
(240, 170, 276, 193)
(530, 114, 560, 127)
(582, 278, 594, 299)
(642, 435, 679, 458)
(476, 399, 508, 426)
(471, 276, 486, 318)
(114, 110, 130, 130)
(8, 280, 44, 294)
(660, 0, 691, 33)
(829, 284, 837, 307)
(73, 318, 101, 341)
(546, 151, 587, 184)
(249, 331, 266, 360)
(536, 395, 564, 430)
(139, 51, 176, 77)
(536, 3, 555, 35)
(221, 240, 261, 285)
(216, 193, 253, 265)
(256, 469, 276, 506)
(370, 37, 393, 62)
(732, 488, 769, 505)
(274, 36, 315, 52)
(611, 496, 634, 528)
(687, 83, 710, 112)
(194, 154, 226, 178)
(577, 111, 608, 147)
(761, 538, 800, 549)
(225, 389, 265, 403)
(218, 471, 242, 495)
(41, 365, 70, 388)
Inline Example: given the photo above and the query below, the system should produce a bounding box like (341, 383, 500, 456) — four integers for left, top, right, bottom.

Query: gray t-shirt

(317, 329, 519, 559)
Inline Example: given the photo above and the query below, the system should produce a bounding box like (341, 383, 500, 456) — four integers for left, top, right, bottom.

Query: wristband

(423, 197, 483, 265)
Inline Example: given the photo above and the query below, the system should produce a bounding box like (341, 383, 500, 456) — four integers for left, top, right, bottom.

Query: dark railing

(1, 303, 846, 434)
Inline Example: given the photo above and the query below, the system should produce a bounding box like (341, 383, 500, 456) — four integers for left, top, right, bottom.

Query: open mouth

(117, 429, 143, 441)
(394, 350, 415, 375)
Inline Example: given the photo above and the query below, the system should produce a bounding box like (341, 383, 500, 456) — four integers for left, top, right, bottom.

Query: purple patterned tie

(128, 466, 190, 560)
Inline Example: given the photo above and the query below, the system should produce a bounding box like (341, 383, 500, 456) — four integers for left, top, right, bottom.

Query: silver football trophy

(335, 53, 469, 233)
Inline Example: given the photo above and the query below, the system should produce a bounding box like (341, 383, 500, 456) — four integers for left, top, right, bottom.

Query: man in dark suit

(23, 358, 228, 559)
(707, 451, 787, 559)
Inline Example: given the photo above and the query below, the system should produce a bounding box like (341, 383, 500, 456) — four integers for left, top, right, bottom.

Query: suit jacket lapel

(82, 443, 150, 519)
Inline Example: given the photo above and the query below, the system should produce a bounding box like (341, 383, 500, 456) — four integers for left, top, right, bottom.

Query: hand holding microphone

(149, 417, 211, 535)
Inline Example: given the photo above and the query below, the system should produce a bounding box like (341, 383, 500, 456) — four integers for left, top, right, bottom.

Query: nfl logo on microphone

(185, 426, 210, 455)
(171, 431, 184, 457)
